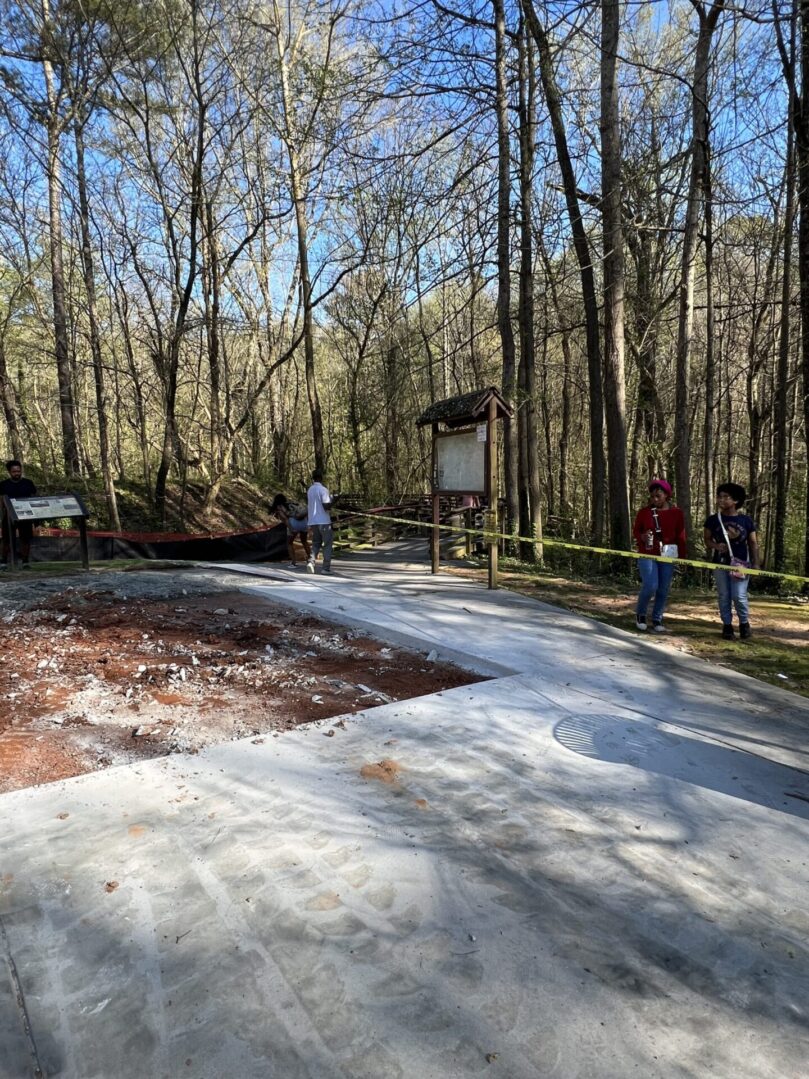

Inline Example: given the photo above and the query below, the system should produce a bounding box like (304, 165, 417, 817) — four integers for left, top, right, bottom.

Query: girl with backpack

(271, 493, 310, 568)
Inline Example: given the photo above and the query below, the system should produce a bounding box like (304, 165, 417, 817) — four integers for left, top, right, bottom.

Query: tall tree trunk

(0, 336, 23, 461)
(517, 19, 542, 558)
(522, 0, 606, 541)
(799, 0, 809, 573)
(202, 196, 226, 512)
(384, 340, 400, 497)
(348, 367, 371, 499)
(274, 27, 325, 473)
(539, 240, 572, 519)
(674, 1, 724, 542)
(600, 0, 630, 549)
(775, 99, 795, 571)
(154, 353, 181, 523)
(41, 40, 79, 476)
(155, 0, 205, 524)
(116, 287, 152, 496)
(493, 0, 518, 536)
(74, 118, 121, 529)
(291, 180, 325, 472)
(702, 143, 716, 521)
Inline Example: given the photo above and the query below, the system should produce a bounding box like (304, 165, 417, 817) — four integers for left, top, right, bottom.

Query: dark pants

(310, 524, 333, 570)
(1, 520, 33, 563)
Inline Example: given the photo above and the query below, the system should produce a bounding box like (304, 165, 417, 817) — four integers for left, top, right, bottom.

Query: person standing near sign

(0, 460, 37, 568)
(632, 478, 687, 633)
(306, 469, 334, 575)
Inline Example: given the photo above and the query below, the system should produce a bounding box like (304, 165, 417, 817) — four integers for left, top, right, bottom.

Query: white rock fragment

(426, 650, 439, 662)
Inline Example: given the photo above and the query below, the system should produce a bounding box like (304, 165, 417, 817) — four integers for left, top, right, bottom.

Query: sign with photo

(9, 495, 86, 521)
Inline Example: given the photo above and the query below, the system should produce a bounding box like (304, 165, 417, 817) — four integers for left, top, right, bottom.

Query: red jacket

(632, 505, 687, 558)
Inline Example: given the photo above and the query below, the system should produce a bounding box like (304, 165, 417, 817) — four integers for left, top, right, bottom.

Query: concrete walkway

(2, 544, 808, 1078)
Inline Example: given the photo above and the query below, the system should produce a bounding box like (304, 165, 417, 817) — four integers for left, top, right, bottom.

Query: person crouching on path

(703, 483, 760, 641)
(632, 478, 687, 633)
(271, 493, 311, 567)
(306, 469, 333, 575)
(0, 459, 37, 569)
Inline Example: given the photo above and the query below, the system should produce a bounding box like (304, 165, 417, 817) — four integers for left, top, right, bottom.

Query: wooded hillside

(0, 0, 803, 569)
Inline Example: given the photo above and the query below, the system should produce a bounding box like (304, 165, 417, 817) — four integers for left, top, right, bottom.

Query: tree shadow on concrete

(553, 712, 809, 821)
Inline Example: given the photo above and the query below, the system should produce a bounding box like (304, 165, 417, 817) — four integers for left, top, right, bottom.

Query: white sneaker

(652, 621, 668, 634)
(306, 561, 315, 574)
(635, 615, 647, 631)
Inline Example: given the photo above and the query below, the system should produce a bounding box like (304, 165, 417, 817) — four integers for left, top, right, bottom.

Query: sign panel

(9, 495, 84, 521)
(434, 429, 486, 494)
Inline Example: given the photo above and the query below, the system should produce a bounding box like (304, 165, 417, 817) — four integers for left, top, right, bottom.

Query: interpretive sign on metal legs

(2, 492, 91, 570)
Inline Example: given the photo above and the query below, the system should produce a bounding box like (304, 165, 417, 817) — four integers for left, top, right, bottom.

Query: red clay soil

(0, 590, 478, 794)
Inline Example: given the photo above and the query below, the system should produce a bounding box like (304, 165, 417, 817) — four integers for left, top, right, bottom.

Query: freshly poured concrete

(2, 544, 809, 1078)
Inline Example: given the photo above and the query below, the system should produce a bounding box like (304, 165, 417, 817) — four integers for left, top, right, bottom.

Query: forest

(0, 0, 804, 570)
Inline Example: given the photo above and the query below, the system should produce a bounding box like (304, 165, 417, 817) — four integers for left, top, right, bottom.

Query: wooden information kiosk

(417, 387, 512, 590)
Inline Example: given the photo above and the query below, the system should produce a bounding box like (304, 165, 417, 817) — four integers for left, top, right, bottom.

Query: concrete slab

(2, 544, 809, 1078)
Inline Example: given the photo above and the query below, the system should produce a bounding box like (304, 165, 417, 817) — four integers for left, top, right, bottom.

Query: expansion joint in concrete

(0, 914, 43, 1078)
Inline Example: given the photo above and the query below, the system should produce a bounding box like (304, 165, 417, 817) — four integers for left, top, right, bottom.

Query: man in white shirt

(306, 469, 333, 574)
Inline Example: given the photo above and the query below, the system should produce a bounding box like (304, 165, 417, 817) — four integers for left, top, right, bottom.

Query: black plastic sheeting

(29, 523, 289, 564)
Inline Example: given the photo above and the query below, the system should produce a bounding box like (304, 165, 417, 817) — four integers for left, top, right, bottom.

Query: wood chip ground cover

(0, 584, 478, 793)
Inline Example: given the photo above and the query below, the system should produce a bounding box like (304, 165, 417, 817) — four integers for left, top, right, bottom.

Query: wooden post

(430, 422, 440, 573)
(431, 493, 440, 573)
(487, 398, 498, 589)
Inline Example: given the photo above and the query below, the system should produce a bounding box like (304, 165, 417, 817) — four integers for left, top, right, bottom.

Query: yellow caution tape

(340, 509, 808, 585)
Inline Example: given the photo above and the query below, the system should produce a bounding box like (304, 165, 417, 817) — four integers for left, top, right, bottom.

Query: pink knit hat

(649, 478, 672, 496)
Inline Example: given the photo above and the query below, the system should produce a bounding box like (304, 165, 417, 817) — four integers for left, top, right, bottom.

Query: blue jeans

(636, 558, 675, 623)
(714, 567, 750, 625)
